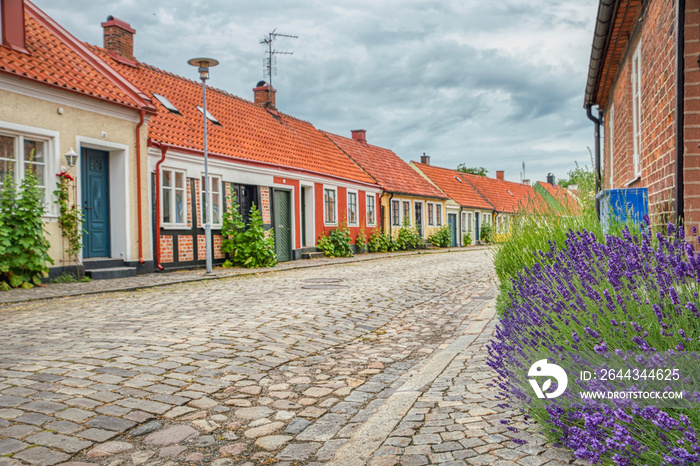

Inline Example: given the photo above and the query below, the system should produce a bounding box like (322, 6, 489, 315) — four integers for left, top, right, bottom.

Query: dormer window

(152, 93, 180, 114)
(196, 106, 221, 126)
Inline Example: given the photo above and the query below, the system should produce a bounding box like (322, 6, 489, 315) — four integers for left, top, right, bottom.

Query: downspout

(388, 193, 394, 238)
(459, 206, 464, 245)
(135, 110, 145, 265)
(586, 104, 602, 216)
(154, 144, 168, 271)
(675, 0, 685, 225)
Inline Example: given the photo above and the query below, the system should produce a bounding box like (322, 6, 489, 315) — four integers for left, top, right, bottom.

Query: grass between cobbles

(490, 198, 700, 465)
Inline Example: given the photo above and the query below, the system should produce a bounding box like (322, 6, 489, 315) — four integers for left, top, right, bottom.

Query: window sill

(161, 224, 188, 230)
(624, 175, 641, 187)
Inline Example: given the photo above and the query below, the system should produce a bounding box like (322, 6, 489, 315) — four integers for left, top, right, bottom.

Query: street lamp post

(187, 57, 219, 273)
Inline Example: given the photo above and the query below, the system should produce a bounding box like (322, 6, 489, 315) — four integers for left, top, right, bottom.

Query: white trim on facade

(0, 75, 143, 123)
(76, 135, 132, 262)
(0, 120, 60, 218)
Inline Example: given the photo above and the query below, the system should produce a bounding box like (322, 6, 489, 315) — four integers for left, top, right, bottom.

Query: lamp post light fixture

(64, 147, 79, 168)
(187, 57, 219, 274)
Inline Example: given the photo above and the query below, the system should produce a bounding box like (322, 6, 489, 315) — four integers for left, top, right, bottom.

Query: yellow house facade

(0, 2, 156, 277)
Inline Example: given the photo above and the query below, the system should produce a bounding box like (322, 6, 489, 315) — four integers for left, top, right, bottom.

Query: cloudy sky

(34, 0, 599, 183)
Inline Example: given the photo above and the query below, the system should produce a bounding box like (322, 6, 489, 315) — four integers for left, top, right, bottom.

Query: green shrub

(368, 230, 392, 252)
(479, 223, 493, 243)
(395, 220, 421, 250)
(0, 170, 52, 289)
(428, 225, 451, 248)
(317, 224, 353, 258)
(463, 232, 472, 246)
(355, 227, 368, 254)
(221, 195, 277, 268)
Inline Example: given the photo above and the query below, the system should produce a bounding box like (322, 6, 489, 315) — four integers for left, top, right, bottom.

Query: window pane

(212, 178, 221, 224)
(163, 187, 172, 223)
(175, 171, 184, 189)
(163, 170, 172, 188)
(24, 139, 44, 163)
(175, 189, 184, 224)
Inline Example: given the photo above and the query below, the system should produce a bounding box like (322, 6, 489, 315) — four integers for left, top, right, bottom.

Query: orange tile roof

(0, 2, 154, 112)
(91, 48, 376, 185)
(536, 182, 581, 213)
(324, 132, 447, 199)
(412, 162, 492, 209)
(459, 172, 544, 214)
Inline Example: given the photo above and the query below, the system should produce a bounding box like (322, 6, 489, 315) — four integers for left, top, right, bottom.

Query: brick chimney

(351, 129, 367, 146)
(420, 153, 430, 165)
(101, 16, 135, 60)
(253, 81, 276, 109)
(496, 170, 505, 181)
(1, 0, 28, 53)
(522, 179, 530, 186)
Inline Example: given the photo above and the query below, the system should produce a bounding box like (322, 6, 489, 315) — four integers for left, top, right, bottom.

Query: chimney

(101, 16, 135, 60)
(253, 81, 276, 109)
(1, 0, 28, 53)
(547, 172, 556, 186)
(351, 129, 367, 146)
(420, 153, 430, 165)
(522, 179, 530, 186)
(496, 170, 505, 181)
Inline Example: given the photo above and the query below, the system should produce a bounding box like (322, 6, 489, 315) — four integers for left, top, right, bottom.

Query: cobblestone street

(0, 250, 575, 465)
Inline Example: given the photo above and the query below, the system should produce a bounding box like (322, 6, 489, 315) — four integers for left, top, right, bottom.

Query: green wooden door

(81, 148, 111, 258)
(273, 189, 292, 261)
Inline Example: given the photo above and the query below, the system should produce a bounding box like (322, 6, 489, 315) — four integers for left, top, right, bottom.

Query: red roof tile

(0, 2, 154, 112)
(461, 173, 544, 214)
(324, 133, 447, 199)
(92, 49, 376, 185)
(412, 163, 492, 209)
(536, 182, 580, 213)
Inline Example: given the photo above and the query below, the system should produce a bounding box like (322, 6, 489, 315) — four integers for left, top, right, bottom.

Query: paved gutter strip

(0, 247, 490, 306)
(327, 300, 495, 465)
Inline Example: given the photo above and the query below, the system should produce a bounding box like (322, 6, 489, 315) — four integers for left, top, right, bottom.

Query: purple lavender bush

(488, 219, 700, 465)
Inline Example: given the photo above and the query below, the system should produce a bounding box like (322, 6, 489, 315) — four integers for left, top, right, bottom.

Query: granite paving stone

(0, 250, 575, 465)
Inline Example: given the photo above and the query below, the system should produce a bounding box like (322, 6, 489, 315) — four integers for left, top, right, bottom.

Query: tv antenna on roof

(260, 28, 298, 87)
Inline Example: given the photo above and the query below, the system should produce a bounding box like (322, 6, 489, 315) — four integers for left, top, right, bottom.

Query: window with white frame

(631, 43, 642, 178)
(324, 188, 337, 224)
(162, 168, 187, 225)
(366, 194, 376, 226)
(347, 191, 358, 226)
(0, 133, 49, 203)
(201, 175, 222, 225)
(427, 202, 434, 226)
(402, 200, 411, 226)
(436, 203, 442, 226)
(391, 199, 400, 226)
(467, 213, 472, 233)
(461, 211, 467, 232)
(609, 104, 615, 187)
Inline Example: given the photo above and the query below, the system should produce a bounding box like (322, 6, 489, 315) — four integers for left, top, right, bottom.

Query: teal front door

(81, 148, 111, 258)
(448, 213, 457, 246)
(273, 189, 292, 262)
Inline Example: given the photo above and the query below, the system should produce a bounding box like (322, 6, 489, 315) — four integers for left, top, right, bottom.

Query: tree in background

(456, 164, 488, 176)
(558, 153, 595, 207)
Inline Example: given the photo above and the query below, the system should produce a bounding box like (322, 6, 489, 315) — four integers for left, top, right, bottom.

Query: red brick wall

(214, 234, 225, 259)
(260, 187, 271, 224)
(197, 235, 206, 260)
(606, 0, 676, 224)
(685, 0, 700, 229)
(160, 235, 173, 263)
(178, 235, 193, 262)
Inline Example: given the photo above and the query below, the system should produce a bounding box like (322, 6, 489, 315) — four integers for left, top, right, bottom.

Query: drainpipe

(135, 110, 145, 265)
(154, 144, 168, 271)
(586, 104, 602, 216)
(459, 206, 464, 245)
(387, 192, 393, 237)
(675, 0, 685, 225)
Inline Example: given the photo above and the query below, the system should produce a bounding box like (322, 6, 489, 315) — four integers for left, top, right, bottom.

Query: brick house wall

(684, 0, 700, 228)
(602, 0, 700, 230)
